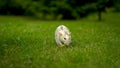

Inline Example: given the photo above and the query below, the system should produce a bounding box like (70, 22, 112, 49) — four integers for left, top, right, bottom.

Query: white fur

(55, 25, 71, 46)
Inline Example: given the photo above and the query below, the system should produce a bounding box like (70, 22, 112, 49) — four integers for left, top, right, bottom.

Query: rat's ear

(69, 32, 71, 35)
(58, 31, 62, 36)
(66, 32, 71, 35)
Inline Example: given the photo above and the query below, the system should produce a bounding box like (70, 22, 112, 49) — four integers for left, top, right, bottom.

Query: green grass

(0, 12, 120, 68)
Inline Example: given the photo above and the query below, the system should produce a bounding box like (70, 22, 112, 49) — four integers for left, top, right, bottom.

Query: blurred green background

(0, 0, 120, 68)
(0, 0, 119, 20)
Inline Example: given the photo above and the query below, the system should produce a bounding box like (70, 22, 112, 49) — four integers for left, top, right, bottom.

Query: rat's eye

(64, 38, 66, 40)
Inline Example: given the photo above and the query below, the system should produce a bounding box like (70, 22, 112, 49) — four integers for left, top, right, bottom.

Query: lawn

(0, 12, 120, 68)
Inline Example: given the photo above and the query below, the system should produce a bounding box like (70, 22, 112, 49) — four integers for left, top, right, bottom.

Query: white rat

(55, 25, 71, 47)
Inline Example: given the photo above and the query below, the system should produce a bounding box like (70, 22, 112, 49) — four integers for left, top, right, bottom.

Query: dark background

(0, 0, 119, 20)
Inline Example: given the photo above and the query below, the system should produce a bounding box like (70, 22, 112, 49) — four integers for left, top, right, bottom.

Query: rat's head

(58, 31, 71, 45)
